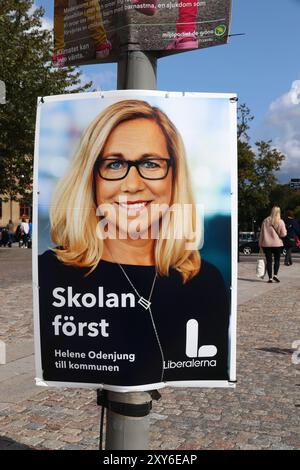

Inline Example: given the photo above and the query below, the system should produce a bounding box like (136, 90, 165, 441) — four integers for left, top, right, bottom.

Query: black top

(38, 250, 230, 387)
(284, 217, 300, 239)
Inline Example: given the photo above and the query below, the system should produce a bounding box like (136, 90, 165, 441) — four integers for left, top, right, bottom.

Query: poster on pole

(33, 90, 237, 392)
(53, 0, 232, 66)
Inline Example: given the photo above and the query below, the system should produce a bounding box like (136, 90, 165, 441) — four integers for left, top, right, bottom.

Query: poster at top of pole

(53, 0, 232, 66)
(33, 90, 237, 392)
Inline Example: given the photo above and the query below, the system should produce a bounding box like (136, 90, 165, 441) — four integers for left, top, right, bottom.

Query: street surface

(0, 247, 299, 450)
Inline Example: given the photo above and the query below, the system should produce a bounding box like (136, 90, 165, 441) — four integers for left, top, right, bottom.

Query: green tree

(269, 184, 300, 216)
(0, 0, 92, 202)
(294, 206, 300, 223)
(288, 190, 300, 212)
(269, 183, 293, 212)
(238, 105, 285, 230)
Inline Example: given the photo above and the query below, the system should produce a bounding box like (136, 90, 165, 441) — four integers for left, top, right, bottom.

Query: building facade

(0, 196, 32, 228)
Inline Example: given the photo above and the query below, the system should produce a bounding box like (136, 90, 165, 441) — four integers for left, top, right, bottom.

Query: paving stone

(25, 423, 46, 430)
(61, 428, 82, 436)
(41, 439, 65, 450)
(61, 434, 83, 444)
(62, 443, 89, 450)
(15, 435, 45, 447)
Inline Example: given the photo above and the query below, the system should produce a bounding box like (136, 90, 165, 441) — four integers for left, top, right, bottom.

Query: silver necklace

(105, 253, 164, 380)
(118, 263, 157, 310)
(118, 263, 165, 381)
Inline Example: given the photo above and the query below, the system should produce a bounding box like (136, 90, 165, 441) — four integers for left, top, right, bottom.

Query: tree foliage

(269, 184, 300, 220)
(238, 105, 285, 230)
(0, 0, 92, 202)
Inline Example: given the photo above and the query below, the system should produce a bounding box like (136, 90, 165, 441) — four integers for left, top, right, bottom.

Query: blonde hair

(50, 100, 201, 282)
(267, 206, 281, 227)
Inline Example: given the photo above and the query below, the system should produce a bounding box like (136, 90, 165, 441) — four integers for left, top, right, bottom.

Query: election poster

(33, 90, 237, 392)
(53, 0, 232, 66)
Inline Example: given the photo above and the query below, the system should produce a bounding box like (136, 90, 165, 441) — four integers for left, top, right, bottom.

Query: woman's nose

(120, 166, 145, 192)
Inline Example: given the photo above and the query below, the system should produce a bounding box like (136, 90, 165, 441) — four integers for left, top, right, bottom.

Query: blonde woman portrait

(38, 99, 231, 389)
(259, 206, 287, 283)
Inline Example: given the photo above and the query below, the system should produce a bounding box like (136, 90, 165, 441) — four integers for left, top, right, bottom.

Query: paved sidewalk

(0, 248, 299, 450)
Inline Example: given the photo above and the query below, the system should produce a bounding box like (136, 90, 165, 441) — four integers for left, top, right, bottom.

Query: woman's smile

(116, 199, 153, 216)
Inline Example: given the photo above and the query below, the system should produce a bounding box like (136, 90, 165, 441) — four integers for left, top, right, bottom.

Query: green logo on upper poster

(215, 24, 227, 36)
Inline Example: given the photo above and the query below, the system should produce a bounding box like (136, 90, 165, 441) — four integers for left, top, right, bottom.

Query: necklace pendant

(138, 297, 151, 310)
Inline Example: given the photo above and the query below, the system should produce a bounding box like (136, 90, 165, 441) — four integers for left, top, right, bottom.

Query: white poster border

(33, 90, 237, 392)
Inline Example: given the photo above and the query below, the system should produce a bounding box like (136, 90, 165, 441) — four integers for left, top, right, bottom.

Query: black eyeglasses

(95, 157, 174, 181)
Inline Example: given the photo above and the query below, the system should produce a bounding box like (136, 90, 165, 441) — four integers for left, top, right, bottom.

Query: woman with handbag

(259, 206, 287, 283)
(283, 210, 300, 266)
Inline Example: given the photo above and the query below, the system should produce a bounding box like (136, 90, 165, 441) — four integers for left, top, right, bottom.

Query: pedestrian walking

(259, 206, 287, 283)
(7, 219, 14, 247)
(283, 210, 300, 266)
(20, 217, 30, 248)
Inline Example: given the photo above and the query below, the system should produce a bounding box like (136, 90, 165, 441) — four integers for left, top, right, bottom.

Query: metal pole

(117, 51, 157, 90)
(102, 50, 158, 451)
(105, 392, 152, 450)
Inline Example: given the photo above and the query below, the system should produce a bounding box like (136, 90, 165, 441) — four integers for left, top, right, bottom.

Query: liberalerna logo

(185, 319, 217, 358)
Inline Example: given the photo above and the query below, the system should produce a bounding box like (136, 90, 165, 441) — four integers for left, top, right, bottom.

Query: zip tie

(228, 33, 246, 37)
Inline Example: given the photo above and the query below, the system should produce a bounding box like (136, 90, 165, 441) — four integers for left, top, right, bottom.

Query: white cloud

(29, 2, 53, 31)
(270, 80, 300, 109)
(41, 15, 53, 31)
(264, 80, 300, 182)
(78, 69, 117, 91)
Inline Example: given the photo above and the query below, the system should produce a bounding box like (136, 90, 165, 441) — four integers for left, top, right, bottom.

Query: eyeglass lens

(99, 158, 170, 180)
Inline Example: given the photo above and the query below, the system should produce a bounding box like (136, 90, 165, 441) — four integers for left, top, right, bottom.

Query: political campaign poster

(53, 0, 232, 66)
(33, 90, 237, 392)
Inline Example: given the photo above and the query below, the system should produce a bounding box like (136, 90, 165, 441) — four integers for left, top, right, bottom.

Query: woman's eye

(141, 160, 160, 169)
(107, 160, 123, 170)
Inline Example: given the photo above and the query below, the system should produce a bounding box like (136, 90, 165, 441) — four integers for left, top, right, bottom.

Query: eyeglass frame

(94, 156, 175, 181)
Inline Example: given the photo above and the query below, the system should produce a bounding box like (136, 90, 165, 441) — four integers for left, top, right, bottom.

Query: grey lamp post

(102, 50, 158, 451)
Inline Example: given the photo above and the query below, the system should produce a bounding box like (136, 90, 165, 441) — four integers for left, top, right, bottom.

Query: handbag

(256, 250, 266, 279)
(295, 235, 300, 247)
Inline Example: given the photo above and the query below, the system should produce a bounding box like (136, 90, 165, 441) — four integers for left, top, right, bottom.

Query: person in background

(27, 219, 33, 249)
(283, 210, 300, 266)
(15, 223, 22, 247)
(7, 219, 14, 247)
(0, 227, 9, 247)
(20, 217, 30, 248)
(259, 206, 287, 283)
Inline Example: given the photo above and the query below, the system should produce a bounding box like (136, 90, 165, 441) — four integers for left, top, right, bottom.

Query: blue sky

(34, 0, 300, 183)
